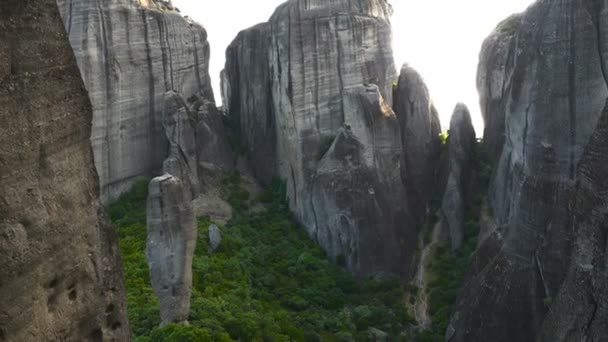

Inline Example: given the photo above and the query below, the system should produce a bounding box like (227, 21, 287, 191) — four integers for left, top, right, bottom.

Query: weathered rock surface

(438, 104, 476, 251)
(477, 14, 521, 161)
(448, 1, 608, 340)
(0, 0, 128, 340)
(146, 174, 197, 325)
(311, 85, 412, 276)
(537, 100, 608, 342)
(393, 64, 442, 221)
(223, 0, 440, 278)
(56, 0, 215, 203)
(146, 90, 232, 323)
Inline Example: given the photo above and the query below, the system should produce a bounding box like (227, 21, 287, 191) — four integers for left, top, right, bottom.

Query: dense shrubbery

(109, 174, 412, 341)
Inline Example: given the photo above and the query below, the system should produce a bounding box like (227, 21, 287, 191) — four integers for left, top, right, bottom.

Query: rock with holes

(438, 104, 476, 251)
(55, 0, 215, 203)
(448, 1, 608, 341)
(146, 174, 197, 324)
(0, 0, 128, 339)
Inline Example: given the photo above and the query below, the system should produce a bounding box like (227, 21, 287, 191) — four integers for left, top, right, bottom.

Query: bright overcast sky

(173, 0, 534, 135)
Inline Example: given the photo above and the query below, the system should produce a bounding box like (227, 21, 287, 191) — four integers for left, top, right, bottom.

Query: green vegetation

(110, 174, 413, 341)
(438, 131, 449, 145)
(317, 135, 336, 161)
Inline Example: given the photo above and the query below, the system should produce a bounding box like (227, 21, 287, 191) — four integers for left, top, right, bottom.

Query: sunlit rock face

(223, 0, 443, 278)
(56, 0, 214, 203)
(0, 0, 128, 339)
(477, 13, 521, 162)
(448, 1, 608, 340)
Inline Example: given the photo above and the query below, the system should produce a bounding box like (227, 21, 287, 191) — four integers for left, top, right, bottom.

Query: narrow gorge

(1, 0, 608, 341)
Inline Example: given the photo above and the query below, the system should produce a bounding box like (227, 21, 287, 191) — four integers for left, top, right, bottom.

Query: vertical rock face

(438, 104, 476, 251)
(476, 14, 521, 161)
(56, 0, 215, 203)
(538, 100, 608, 342)
(223, 0, 440, 278)
(146, 91, 232, 323)
(449, 1, 608, 340)
(393, 64, 442, 221)
(0, 0, 128, 340)
(311, 85, 412, 276)
(146, 175, 197, 325)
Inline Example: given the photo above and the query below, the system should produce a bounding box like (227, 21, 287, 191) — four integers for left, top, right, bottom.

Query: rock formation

(311, 85, 411, 276)
(208, 224, 222, 252)
(476, 13, 521, 162)
(146, 175, 197, 325)
(438, 104, 476, 251)
(0, 0, 128, 340)
(56, 0, 215, 203)
(223, 0, 441, 278)
(448, 1, 608, 340)
(393, 64, 442, 221)
(537, 100, 608, 342)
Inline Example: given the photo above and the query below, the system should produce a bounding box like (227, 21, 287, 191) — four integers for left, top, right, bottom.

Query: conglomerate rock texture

(448, 1, 608, 340)
(0, 0, 128, 340)
(223, 0, 441, 278)
(56, 0, 215, 203)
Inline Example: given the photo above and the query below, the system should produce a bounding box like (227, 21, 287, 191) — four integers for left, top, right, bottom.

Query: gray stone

(208, 224, 222, 252)
(310, 85, 413, 277)
(448, 1, 608, 340)
(477, 14, 521, 161)
(0, 0, 128, 339)
(393, 64, 442, 222)
(438, 104, 476, 251)
(223, 0, 438, 278)
(146, 174, 197, 325)
(162, 91, 200, 198)
(56, 0, 215, 203)
(538, 101, 608, 341)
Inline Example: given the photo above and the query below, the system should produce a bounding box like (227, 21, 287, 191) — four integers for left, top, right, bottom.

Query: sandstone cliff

(448, 1, 608, 340)
(223, 0, 442, 278)
(0, 0, 128, 340)
(56, 0, 215, 203)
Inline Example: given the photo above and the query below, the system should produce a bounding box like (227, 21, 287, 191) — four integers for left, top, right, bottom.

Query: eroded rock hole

(47, 278, 58, 288)
(90, 328, 103, 342)
(68, 288, 77, 301)
(105, 304, 115, 314)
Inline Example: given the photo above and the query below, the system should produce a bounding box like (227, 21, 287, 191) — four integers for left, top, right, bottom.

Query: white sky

(173, 0, 534, 135)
